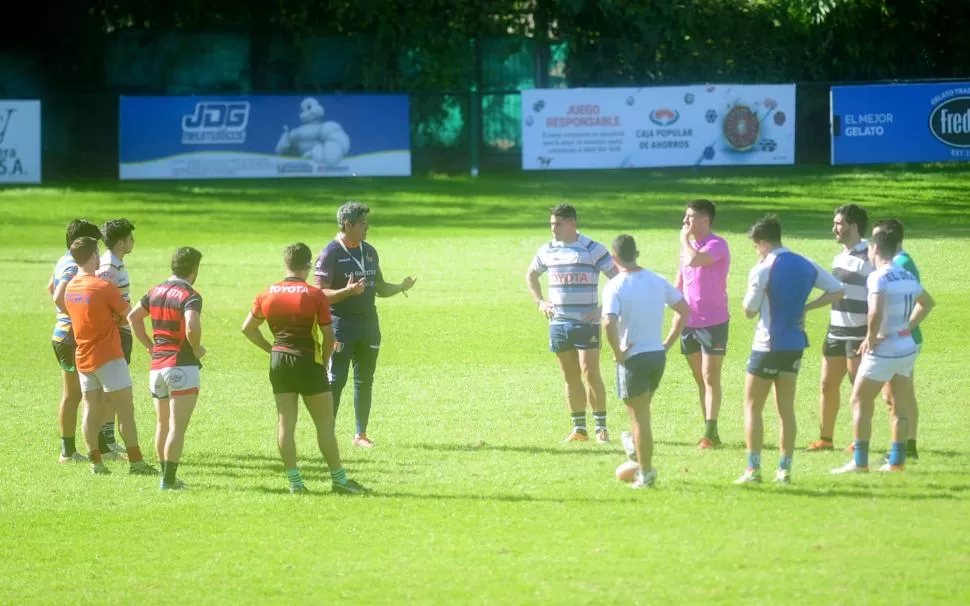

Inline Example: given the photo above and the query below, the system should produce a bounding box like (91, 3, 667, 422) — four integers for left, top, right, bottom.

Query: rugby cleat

(289, 484, 308, 495)
(90, 462, 111, 475)
(160, 479, 187, 491)
(775, 468, 792, 484)
(733, 468, 762, 484)
(595, 429, 610, 444)
(830, 461, 869, 474)
(697, 436, 718, 450)
(353, 433, 376, 448)
(129, 461, 160, 475)
(564, 431, 589, 443)
(59, 452, 88, 464)
(108, 442, 128, 455)
(878, 463, 905, 473)
(807, 439, 834, 452)
(631, 468, 657, 489)
(332, 479, 372, 496)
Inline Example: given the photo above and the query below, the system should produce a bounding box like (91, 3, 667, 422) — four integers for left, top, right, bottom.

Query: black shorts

(52, 333, 77, 373)
(617, 351, 666, 400)
(681, 321, 729, 356)
(120, 330, 133, 365)
(747, 350, 803, 379)
(823, 336, 863, 359)
(269, 351, 331, 397)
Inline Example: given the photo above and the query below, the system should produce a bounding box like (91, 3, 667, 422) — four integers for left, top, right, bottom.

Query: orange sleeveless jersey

(63, 274, 128, 373)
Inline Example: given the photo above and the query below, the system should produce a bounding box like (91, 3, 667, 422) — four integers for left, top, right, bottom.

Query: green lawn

(1, 166, 969, 604)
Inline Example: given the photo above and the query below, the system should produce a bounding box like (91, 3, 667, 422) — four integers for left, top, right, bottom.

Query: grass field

(1, 166, 969, 604)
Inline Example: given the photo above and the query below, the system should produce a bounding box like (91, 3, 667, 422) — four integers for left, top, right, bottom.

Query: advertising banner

(831, 82, 970, 165)
(0, 100, 41, 184)
(521, 84, 795, 170)
(119, 95, 411, 180)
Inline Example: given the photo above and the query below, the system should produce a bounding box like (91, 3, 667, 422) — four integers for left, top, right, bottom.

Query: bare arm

(314, 275, 365, 303)
(319, 322, 336, 365)
(241, 313, 272, 354)
(680, 229, 717, 267)
(526, 268, 555, 318)
(127, 305, 154, 352)
(185, 309, 205, 359)
(909, 289, 935, 331)
(805, 288, 844, 312)
(858, 292, 886, 356)
(603, 313, 626, 363)
(674, 267, 683, 292)
(53, 280, 69, 311)
(47, 277, 55, 298)
(663, 299, 691, 351)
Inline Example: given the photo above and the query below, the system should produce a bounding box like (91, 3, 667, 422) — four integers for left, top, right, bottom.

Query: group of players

(48, 198, 933, 493)
(49, 202, 415, 494)
(526, 201, 934, 488)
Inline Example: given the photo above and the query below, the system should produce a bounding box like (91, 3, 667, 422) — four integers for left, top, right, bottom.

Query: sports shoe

(631, 468, 657, 489)
(595, 429, 610, 444)
(353, 433, 375, 448)
(289, 484, 308, 494)
(160, 479, 187, 491)
(620, 431, 636, 460)
(697, 437, 717, 450)
(775, 468, 792, 484)
(844, 442, 856, 454)
(90, 462, 111, 475)
(807, 439, 834, 451)
(129, 461, 160, 475)
(733, 468, 762, 484)
(59, 452, 87, 464)
(564, 431, 589, 443)
(830, 460, 868, 474)
(108, 442, 127, 455)
(332, 479, 372, 496)
(878, 463, 905, 473)
(100, 450, 126, 462)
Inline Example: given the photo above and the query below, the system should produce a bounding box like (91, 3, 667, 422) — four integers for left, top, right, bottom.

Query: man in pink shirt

(674, 199, 731, 449)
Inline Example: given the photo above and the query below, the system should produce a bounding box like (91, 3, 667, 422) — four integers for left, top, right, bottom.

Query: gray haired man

(313, 202, 417, 447)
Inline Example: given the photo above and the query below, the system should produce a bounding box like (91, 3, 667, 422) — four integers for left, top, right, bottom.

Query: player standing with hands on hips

(314, 202, 416, 448)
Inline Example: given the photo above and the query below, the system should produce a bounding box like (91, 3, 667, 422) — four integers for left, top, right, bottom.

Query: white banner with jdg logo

(0, 100, 41, 184)
(521, 84, 795, 170)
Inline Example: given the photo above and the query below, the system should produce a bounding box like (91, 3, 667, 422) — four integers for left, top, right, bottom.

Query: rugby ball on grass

(615, 460, 639, 483)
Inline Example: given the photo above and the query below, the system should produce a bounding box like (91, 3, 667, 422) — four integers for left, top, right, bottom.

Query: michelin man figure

(275, 97, 351, 167)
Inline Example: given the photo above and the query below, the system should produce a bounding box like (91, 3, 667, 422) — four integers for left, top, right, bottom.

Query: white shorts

(80, 358, 132, 393)
(858, 351, 919, 383)
(149, 366, 201, 399)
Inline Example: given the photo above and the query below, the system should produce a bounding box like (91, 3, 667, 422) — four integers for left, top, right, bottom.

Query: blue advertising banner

(831, 82, 970, 165)
(119, 95, 411, 179)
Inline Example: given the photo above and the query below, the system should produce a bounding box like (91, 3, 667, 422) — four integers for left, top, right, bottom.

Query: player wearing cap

(313, 202, 416, 448)
(602, 235, 690, 489)
(735, 214, 844, 485)
(243, 243, 372, 495)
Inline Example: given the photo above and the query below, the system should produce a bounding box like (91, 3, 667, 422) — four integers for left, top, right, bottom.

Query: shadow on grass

(403, 441, 637, 456)
(251, 485, 641, 504)
(24, 164, 970, 238)
(770, 486, 967, 501)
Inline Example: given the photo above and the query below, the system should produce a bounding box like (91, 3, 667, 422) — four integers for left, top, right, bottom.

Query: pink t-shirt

(680, 233, 731, 328)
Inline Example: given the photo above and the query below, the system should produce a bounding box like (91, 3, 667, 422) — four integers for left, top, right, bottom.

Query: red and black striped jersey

(251, 277, 332, 364)
(139, 278, 203, 370)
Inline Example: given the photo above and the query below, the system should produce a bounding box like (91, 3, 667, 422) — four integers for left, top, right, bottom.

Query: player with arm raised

(831, 225, 934, 475)
(128, 247, 205, 491)
(313, 202, 416, 448)
(526, 203, 618, 444)
(735, 214, 844, 485)
(242, 243, 371, 495)
(603, 235, 690, 489)
(673, 199, 731, 449)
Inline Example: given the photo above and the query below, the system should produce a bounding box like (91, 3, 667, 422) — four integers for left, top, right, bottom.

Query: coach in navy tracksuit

(314, 201, 416, 448)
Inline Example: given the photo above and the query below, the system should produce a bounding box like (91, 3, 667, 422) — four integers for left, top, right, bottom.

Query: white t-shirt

(868, 264, 922, 358)
(602, 268, 684, 357)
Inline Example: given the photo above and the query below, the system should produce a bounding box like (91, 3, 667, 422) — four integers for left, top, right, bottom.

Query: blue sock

(778, 453, 793, 471)
(747, 451, 762, 470)
(888, 441, 906, 466)
(854, 440, 870, 468)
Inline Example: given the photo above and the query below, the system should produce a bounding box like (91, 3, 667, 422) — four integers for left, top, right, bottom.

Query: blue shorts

(549, 322, 601, 353)
(617, 351, 666, 400)
(747, 350, 803, 379)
